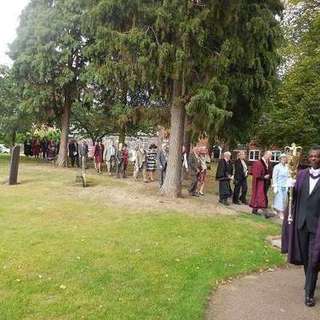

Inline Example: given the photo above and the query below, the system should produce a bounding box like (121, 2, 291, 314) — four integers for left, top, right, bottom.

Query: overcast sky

(0, 0, 30, 66)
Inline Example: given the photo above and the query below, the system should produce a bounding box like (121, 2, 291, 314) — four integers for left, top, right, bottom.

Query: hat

(279, 153, 287, 159)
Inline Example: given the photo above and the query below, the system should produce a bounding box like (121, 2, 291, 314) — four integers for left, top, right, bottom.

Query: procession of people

(20, 135, 320, 307)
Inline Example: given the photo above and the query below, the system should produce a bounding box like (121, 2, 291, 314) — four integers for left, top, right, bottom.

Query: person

(79, 140, 89, 169)
(272, 154, 289, 219)
(32, 138, 41, 159)
(68, 139, 80, 168)
(40, 138, 48, 160)
(197, 149, 208, 196)
(181, 145, 189, 182)
(122, 144, 129, 178)
(24, 137, 32, 157)
(158, 143, 168, 187)
(132, 144, 147, 182)
(216, 151, 233, 205)
(188, 147, 200, 197)
(282, 146, 320, 307)
(233, 150, 248, 205)
(94, 140, 104, 174)
(146, 144, 158, 182)
(249, 150, 274, 218)
(104, 140, 116, 176)
(115, 143, 124, 178)
(47, 140, 57, 162)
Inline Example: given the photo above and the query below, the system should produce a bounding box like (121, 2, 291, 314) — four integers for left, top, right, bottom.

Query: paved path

(206, 267, 320, 320)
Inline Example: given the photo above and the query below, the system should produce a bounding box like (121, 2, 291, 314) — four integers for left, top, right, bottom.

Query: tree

(10, 0, 88, 166)
(255, 1, 320, 148)
(0, 66, 33, 146)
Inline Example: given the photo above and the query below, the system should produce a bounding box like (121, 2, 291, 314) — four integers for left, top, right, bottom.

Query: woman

(94, 140, 104, 174)
(197, 149, 208, 196)
(272, 153, 289, 219)
(146, 144, 158, 182)
(32, 138, 41, 159)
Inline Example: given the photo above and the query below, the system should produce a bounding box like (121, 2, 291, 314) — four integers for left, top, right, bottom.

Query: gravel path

(206, 267, 319, 320)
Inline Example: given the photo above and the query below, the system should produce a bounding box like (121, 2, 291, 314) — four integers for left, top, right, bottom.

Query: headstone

(75, 155, 87, 187)
(9, 145, 20, 185)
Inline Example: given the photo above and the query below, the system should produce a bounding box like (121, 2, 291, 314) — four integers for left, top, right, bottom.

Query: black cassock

(216, 159, 233, 200)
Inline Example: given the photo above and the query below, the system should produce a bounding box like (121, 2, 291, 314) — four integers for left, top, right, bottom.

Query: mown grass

(0, 155, 284, 320)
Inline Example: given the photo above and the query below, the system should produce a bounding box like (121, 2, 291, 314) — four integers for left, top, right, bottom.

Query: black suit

(233, 159, 248, 203)
(68, 142, 80, 167)
(296, 173, 320, 297)
(188, 153, 200, 194)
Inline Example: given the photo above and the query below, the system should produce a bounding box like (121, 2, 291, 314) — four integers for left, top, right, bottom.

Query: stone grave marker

(9, 145, 20, 185)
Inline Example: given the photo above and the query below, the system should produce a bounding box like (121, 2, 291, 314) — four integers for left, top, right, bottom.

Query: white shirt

(309, 168, 320, 194)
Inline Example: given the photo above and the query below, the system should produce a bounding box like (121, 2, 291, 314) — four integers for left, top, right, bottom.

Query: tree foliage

(256, 1, 320, 148)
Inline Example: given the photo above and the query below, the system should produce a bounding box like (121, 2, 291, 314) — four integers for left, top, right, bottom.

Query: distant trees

(255, 0, 320, 148)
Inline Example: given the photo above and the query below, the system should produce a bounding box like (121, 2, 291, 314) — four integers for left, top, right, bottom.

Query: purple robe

(281, 169, 320, 270)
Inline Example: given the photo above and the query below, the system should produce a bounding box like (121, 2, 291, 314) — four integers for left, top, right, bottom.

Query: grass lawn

(0, 155, 284, 320)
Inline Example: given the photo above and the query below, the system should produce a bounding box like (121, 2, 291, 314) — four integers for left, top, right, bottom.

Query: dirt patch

(75, 172, 247, 217)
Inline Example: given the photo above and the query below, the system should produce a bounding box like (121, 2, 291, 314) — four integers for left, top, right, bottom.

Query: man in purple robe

(282, 146, 320, 307)
(249, 151, 274, 218)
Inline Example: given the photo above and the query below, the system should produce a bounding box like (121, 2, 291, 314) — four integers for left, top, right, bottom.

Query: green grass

(0, 155, 284, 320)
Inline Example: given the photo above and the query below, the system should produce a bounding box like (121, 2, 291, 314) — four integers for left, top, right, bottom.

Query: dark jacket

(68, 142, 79, 157)
(282, 169, 320, 268)
(188, 153, 200, 174)
(234, 159, 247, 183)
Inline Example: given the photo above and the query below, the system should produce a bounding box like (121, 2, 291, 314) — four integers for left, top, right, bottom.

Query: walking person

(197, 149, 208, 196)
(249, 150, 274, 218)
(158, 143, 168, 187)
(79, 140, 89, 169)
(146, 144, 158, 182)
(122, 144, 129, 178)
(188, 147, 200, 197)
(233, 150, 248, 205)
(282, 146, 320, 307)
(133, 144, 147, 182)
(181, 145, 189, 182)
(216, 151, 233, 205)
(94, 139, 104, 174)
(68, 139, 80, 168)
(272, 153, 289, 219)
(104, 140, 116, 176)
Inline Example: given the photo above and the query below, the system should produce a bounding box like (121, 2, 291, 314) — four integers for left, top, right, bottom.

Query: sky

(0, 0, 30, 66)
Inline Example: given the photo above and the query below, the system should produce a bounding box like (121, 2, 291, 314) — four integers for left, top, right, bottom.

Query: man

(68, 139, 79, 168)
(181, 145, 189, 182)
(233, 150, 248, 205)
(216, 151, 233, 205)
(282, 147, 320, 307)
(133, 144, 147, 182)
(158, 143, 168, 187)
(249, 150, 274, 218)
(188, 147, 200, 197)
(79, 140, 89, 169)
(104, 140, 116, 176)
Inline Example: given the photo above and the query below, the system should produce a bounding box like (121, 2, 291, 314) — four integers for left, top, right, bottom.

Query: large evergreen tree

(10, 0, 88, 166)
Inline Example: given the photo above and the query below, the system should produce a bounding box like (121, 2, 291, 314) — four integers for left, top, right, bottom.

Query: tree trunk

(161, 101, 186, 198)
(57, 96, 72, 167)
(119, 126, 126, 145)
(11, 128, 17, 147)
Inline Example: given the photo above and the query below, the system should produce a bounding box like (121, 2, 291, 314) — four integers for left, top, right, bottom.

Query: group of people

(24, 137, 59, 161)
(71, 139, 170, 184)
(215, 149, 292, 219)
(214, 146, 320, 307)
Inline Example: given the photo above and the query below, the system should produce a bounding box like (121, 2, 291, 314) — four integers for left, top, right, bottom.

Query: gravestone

(9, 145, 20, 185)
(75, 155, 87, 187)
